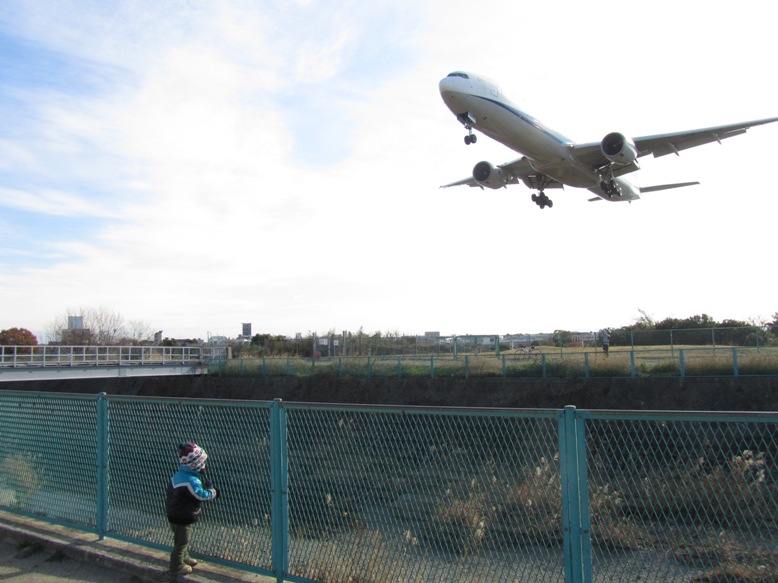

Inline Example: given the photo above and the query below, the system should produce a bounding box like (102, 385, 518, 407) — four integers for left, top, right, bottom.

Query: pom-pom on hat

(178, 442, 207, 471)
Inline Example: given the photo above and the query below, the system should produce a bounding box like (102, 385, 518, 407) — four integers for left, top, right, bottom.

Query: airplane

(439, 71, 778, 209)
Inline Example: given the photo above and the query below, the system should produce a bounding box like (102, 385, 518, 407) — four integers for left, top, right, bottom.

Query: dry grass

(292, 530, 426, 583)
(0, 453, 43, 508)
(588, 483, 655, 551)
(628, 450, 776, 527)
(212, 346, 778, 378)
(681, 530, 778, 582)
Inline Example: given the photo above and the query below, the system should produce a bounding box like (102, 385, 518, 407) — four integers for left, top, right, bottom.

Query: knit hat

(178, 442, 208, 471)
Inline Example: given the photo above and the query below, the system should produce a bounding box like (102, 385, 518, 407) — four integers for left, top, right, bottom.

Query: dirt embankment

(2, 375, 777, 411)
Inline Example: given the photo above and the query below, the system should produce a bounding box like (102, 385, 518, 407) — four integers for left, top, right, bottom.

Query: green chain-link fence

(209, 346, 778, 380)
(0, 391, 775, 582)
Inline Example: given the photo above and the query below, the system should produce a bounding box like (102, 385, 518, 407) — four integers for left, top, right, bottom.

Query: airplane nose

(439, 77, 455, 94)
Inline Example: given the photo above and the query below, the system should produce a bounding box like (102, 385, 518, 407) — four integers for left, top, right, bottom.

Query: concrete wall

(2, 375, 776, 411)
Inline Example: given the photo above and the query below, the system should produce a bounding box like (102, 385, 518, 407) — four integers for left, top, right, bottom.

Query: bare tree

(86, 306, 126, 345)
(46, 306, 150, 345)
(126, 319, 154, 344)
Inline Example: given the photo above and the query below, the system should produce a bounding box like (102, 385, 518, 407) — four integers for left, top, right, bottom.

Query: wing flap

(639, 181, 699, 193)
(440, 176, 481, 189)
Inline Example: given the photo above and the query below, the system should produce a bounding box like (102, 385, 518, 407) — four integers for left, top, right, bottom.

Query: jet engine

(601, 132, 638, 165)
(472, 161, 508, 189)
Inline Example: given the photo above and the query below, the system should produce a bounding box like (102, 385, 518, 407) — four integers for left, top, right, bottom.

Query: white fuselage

(439, 73, 641, 200)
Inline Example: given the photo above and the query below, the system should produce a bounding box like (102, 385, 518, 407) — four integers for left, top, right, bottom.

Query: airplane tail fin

(639, 181, 700, 193)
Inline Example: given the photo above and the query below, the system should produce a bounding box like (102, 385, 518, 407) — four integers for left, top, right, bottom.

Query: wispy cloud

(0, 187, 121, 217)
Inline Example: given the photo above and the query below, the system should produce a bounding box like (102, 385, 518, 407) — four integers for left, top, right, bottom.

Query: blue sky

(1, 0, 777, 341)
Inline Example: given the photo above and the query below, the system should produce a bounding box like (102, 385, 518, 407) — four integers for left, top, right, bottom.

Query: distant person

(166, 442, 220, 580)
(601, 330, 610, 355)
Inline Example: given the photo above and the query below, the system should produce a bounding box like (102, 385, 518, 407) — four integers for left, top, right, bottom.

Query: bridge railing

(0, 345, 227, 368)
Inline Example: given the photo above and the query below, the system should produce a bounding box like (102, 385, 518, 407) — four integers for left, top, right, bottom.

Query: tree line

(2, 310, 777, 356)
(601, 311, 777, 348)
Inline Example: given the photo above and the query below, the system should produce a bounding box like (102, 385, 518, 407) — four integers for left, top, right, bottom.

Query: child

(166, 442, 219, 579)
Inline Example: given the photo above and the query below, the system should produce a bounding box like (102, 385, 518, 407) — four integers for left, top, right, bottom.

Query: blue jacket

(166, 466, 216, 525)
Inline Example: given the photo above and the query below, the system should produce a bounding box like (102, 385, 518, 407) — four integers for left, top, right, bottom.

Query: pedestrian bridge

(0, 345, 227, 382)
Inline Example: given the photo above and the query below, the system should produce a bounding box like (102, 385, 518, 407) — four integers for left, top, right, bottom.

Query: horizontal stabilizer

(639, 181, 700, 193)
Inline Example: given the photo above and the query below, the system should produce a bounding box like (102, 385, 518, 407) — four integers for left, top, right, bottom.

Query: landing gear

(456, 112, 478, 145)
(598, 164, 622, 198)
(600, 179, 621, 198)
(531, 192, 553, 209)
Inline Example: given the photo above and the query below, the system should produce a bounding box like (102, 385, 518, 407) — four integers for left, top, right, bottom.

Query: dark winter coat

(166, 466, 216, 525)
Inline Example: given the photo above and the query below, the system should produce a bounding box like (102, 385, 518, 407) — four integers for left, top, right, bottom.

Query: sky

(1, 0, 777, 342)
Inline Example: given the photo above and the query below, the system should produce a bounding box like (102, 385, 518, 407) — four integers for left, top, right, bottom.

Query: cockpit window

(447, 72, 469, 79)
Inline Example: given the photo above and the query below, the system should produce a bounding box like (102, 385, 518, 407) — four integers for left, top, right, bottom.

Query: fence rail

(0, 391, 775, 583)
(210, 346, 778, 380)
(0, 345, 227, 368)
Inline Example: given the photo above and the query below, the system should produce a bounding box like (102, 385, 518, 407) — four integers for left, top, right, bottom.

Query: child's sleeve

(187, 476, 217, 501)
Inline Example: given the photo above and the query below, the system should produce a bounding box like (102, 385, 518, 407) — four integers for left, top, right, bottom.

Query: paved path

(0, 510, 274, 583)
(0, 538, 138, 582)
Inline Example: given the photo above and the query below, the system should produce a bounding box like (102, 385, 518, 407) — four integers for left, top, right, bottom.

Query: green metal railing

(210, 346, 778, 380)
(0, 391, 776, 582)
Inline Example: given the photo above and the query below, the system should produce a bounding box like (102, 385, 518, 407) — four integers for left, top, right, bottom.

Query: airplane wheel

(464, 136, 470, 145)
(531, 193, 538, 203)
(547, 200, 553, 208)
(471, 135, 477, 143)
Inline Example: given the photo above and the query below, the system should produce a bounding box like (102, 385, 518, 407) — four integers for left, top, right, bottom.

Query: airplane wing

(570, 116, 778, 168)
(440, 157, 564, 190)
(634, 116, 778, 158)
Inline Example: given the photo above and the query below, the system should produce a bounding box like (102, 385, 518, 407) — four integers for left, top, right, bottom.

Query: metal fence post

(558, 405, 590, 583)
(679, 349, 686, 378)
(584, 352, 589, 379)
(270, 399, 289, 582)
(96, 393, 109, 540)
(630, 351, 636, 378)
(733, 347, 739, 377)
